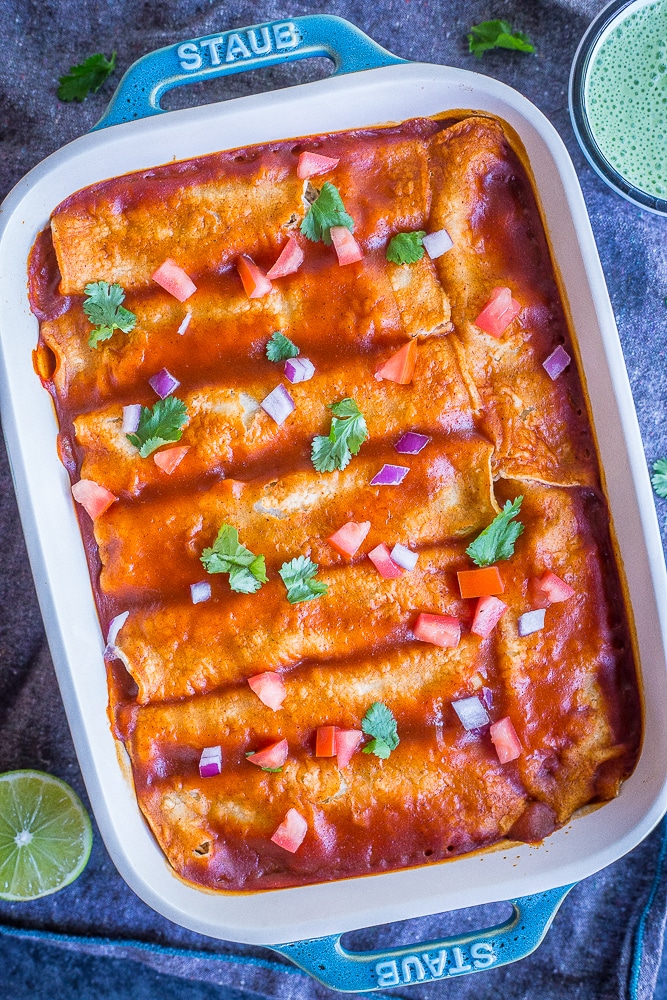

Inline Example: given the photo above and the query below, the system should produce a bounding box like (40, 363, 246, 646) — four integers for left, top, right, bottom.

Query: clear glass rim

(568, 0, 667, 217)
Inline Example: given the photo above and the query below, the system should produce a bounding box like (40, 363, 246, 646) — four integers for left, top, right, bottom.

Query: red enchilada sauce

(29, 114, 640, 891)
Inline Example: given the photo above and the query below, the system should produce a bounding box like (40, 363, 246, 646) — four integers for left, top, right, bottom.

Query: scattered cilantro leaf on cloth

(266, 331, 299, 362)
(386, 231, 426, 265)
(126, 397, 188, 458)
(83, 281, 136, 348)
(466, 497, 524, 567)
(362, 703, 399, 759)
(652, 459, 667, 499)
(311, 398, 368, 472)
(279, 556, 328, 604)
(201, 524, 267, 594)
(301, 183, 354, 246)
(58, 52, 117, 102)
(468, 20, 535, 58)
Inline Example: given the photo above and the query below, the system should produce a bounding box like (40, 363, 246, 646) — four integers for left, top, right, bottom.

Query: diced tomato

(153, 445, 189, 474)
(335, 729, 364, 767)
(330, 226, 363, 265)
(471, 595, 508, 638)
(271, 808, 308, 853)
(368, 543, 404, 579)
(474, 286, 521, 338)
(457, 566, 504, 599)
(236, 255, 273, 298)
(413, 612, 461, 648)
(247, 738, 288, 769)
(266, 237, 304, 279)
(151, 259, 197, 302)
(247, 671, 286, 711)
(534, 570, 575, 605)
(490, 717, 522, 764)
(71, 479, 117, 520)
(297, 151, 340, 179)
(315, 726, 337, 757)
(374, 340, 417, 385)
(327, 520, 371, 558)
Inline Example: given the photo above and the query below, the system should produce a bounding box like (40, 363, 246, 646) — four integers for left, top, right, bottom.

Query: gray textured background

(0, 1, 666, 997)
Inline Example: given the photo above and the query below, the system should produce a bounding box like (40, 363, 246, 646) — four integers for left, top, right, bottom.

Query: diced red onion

(260, 384, 295, 425)
(284, 357, 315, 384)
(518, 608, 546, 636)
(542, 345, 571, 380)
(191, 581, 212, 605)
(480, 686, 494, 711)
(177, 311, 192, 336)
(422, 228, 454, 259)
(199, 746, 222, 778)
(149, 368, 180, 399)
(452, 696, 490, 731)
(370, 464, 409, 486)
(122, 404, 142, 434)
(106, 611, 129, 647)
(105, 645, 131, 671)
(395, 431, 431, 455)
(390, 543, 418, 571)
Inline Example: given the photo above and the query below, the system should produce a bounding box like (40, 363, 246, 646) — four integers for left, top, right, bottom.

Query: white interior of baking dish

(1, 62, 666, 945)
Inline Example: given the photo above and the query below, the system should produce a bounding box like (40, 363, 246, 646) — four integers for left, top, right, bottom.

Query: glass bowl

(569, 0, 667, 215)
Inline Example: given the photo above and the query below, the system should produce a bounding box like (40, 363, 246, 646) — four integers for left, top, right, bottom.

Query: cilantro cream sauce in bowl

(569, 0, 667, 215)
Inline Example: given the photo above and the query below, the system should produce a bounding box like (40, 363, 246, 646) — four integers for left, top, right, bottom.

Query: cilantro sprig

(266, 331, 299, 362)
(83, 281, 136, 348)
(126, 397, 188, 458)
(466, 497, 524, 567)
(468, 20, 535, 58)
(361, 703, 399, 760)
(386, 231, 426, 265)
(201, 524, 267, 594)
(301, 182, 354, 246)
(652, 459, 667, 499)
(279, 556, 328, 604)
(311, 398, 368, 473)
(58, 52, 117, 102)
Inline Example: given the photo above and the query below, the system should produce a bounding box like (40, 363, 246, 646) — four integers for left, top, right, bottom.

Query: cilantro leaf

(83, 281, 136, 348)
(468, 20, 535, 58)
(466, 497, 524, 567)
(279, 556, 328, 604)
(57, 52, 117, 102)
(361, 702, 399, 759)
(126, 397, 188, 458)
(201, 524, 267, 594)
(311, 398, 368, 473)
(266, 331, 299, 362)
(652, 459, 667, 499)
(300, 182, 354, 246)
(386, 231, 426, 265)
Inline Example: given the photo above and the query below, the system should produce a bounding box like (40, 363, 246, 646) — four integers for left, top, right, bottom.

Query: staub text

(178, 22, 300, 71)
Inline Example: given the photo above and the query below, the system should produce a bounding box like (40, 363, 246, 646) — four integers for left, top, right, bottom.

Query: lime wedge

(0, 769, 92, 900)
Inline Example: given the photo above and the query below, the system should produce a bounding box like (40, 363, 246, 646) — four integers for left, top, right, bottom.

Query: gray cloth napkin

(1, 1, 666, 997)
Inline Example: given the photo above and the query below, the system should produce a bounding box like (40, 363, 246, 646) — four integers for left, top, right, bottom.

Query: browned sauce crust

(29, 114, 640, 891)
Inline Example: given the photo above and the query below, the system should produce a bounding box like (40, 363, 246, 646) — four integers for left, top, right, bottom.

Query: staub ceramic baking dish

(1, 15, 667, 992)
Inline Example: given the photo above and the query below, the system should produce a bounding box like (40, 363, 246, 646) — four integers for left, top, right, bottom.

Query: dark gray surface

(1, 0, 666, 997)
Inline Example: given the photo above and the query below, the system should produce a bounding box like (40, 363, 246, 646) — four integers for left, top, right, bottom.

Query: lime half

(0, 770, 93, 901)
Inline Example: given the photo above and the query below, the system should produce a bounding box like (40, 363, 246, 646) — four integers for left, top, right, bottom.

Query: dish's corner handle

(92, 14, 406, 131)
(269, 884, 574, 992)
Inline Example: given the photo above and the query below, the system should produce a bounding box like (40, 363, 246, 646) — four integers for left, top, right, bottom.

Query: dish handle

(268, 884, 574, 992)
(93, 14, 406, 131)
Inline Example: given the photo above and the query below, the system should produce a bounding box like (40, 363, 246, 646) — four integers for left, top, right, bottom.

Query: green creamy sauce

(586, 0, 667, 199)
